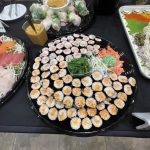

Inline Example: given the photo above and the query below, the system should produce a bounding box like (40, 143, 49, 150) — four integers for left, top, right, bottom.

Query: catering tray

(0, 35, 29, 106)
(119, 5, 150, 79)
(27, 34, 137, 136)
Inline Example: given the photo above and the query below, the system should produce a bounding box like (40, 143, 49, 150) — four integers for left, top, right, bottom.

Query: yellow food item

(25, 23, 48, 46)
(47, 0, 67, 7)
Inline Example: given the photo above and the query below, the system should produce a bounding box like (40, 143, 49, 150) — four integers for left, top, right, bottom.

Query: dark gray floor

(0, 133, 150, 150)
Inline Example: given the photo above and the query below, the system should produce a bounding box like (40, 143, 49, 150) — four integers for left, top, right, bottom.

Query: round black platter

(27, 35, 137, 137)
(0, 35, 29, 106)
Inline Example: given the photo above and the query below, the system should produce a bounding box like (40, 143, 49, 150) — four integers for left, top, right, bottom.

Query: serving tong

(8, 0, 18, 17)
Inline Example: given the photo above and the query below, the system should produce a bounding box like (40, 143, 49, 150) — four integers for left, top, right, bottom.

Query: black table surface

(0, 1, 150, 137)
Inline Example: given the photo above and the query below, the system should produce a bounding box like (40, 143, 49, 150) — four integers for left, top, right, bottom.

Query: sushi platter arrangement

(29, 0, 94, 37)
(28, 34, 137, 135)
(119, 5, 150, 79)
(0, 35, 28, 105)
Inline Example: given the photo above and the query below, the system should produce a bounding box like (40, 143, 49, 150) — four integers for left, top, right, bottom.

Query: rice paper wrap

(51, 15, 61, 31)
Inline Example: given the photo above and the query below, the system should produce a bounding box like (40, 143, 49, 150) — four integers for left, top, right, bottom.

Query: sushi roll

(72, 79, 81, 88)
(41, 79, 50, 88)
(96, 102, 105, 111)
(62, 86, 72, 96)
(72, 41, 80, 47)
(82, 87, 93, 97)
(33, 62, 40, 70)
(63, 75, 73, 84)
(118, 75, 128, 83)
(73, 53, 81, 59)
(56, 43, 64, 49)
(41, 63, 50, 71)
(95, 92, 106, 102)
(41, 71, 50, 79)
(89, 34, 96, 40)
(39, 104, 49, 115)
(48, 42, 54, 47)
(35, 57, 41, 62)
(114, 99, 125, 109)
(37, 95, 47, 106)
(61, 37, 67, 41)
(81, 76, 92, 87)
(51, 73, 59, 81)
(91, 115, 103, 128)
(67, 35, 74, 41)
(48, 107, 58, 120)
(86, 98, 97, 108)
(70, 117, 81, 130)
(80, 48, 87, 54)
(75, 96, 86, 108)
(99, 109, 110, 120)
(104, 87, 117, 98)
(78, 108, 87, 118)
(31, 76, 40, 83)
(109, 73, 118, 81)
(113, 81, 123, 91)
(41, 56, 49, 64)
(49, 46, 56, 52)
(59, 61, 68, 69)
(56, 49, 63, 55)
(92, 71, 102, 81)
(30, 89, 40, 99)
(49, 53, 57, 59)
(65, 55, 74, 62)
(57, 55, 65, 62)
(63, 49, 71, 55)
(129, 77, 136, 87)
(82, 117, 92, 130)
(71, 47, 79, 53)
(73, 33, 80, 38)
(88, 40, 95, 45)
(102, 77, 112, 87)
(50, 65, 59, 73)
(107, 104, 118, 115)
(56, 101, 64, 109)
(58, 109, 67, 121)
(92, 82, 103, 91)
(58, 69, 67, 78)
(80, 41, 88, 47)
(46, 87, 54, 97)
(54, 91, 64, 102)
(104, 98, 112, 104)
(124, 84, 132, 95)
(63, 96, 73, 108)
(42, 47, 49, 52)
(87, 108, 97, 117)
(54, 80, 64, 89)
(41, 49, 49, 57)
(40, 87, 47, 96)
(64, 42, 72, 49)
(87, 45, 93, 51)
(72, 88, 81, 97)
(95, 38, 102, 42)
(32, 70, 40, 76)
(83, 36, 89, 42)
(50, 59, 58, 66)
(117, 92, 127, 102)
(46, 96, 55, 108)
(67, 108, 77, 118)
(54, 39, 61, 44)
(31, 82, 41, 90)
(93, 44, 100, 50)
(75, 38, 82, 43)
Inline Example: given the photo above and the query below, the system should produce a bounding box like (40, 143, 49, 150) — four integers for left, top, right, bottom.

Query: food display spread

(0, 35, 27, 101)
(28, 34, 137, 132)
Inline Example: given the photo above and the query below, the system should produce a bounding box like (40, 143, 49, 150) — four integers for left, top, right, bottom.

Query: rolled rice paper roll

(41, 17, 52, 31)
(47, 10, 54, 17)
(68, 12, 81, 26)
(52, 16, 61, 31)
(58, 11, 67, 23)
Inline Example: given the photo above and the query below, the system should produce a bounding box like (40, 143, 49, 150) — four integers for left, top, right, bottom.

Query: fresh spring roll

(51, 15, 61, 31)
(58, 11, 68, 26)
(68, 12, 81, 27)
(41, 17, 52, 31)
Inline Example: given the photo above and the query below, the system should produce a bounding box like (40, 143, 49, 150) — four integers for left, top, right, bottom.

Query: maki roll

(71, 47, 79, 53)
(118, 75, 128, 83)
(86, 98, 97, 108)
(67, 35, 74, 41)
(109, 73, 118, 81)
(129, 77, 136, 87)
(83, 36, 89, 42)
(50, 65, 59, 73)
(41, 71, 50, 79)
(87, 45, 93, 51)
(114, 99, 125, 109)
(67, 108, 77, 118)
(63, 96, 73, 108)
(89, 34, 96, 40)
(70, 117, 81, 130)
(58, 69, 67, 78)
(82, 117, 92, 130)
(75, 96, 86, 108)
(104, 87, 117, 98)
(63, 49, 71, 55)
(40, 87, 47, 96)
(56, 101, 64, 109)
(78, 108, 87, 118)
(72, 88, 82, 97)
(50, 59, 58, 66)
(56, 43, 64, 49)
(95, 92, 106, 102)
(96, 102, 105, 111)
(81, 76, 92, 87)
(124, 84, 133, 95)
(41, 63, 50, 71)
(41, 56, 49, 64)
(33, 62, 40, 70)
(91, 115, 103, 128)
(57, 55, 64, 62)
(113, 81, 123, 91)
(37, 95, 47, 106)
(64, 42, 72, 49)
(92, 71, 102, 81)
(107, 104, 118, 115)
(59, 61, 68, 69)
(72, 79, 81, 88)
(80, 41, 88, 47)
(73, 53, 81, 59)
(41, 79, 50, 88)
(80, 48, 87, 54)
(88, 40, 95, 45)
(63, 75, 73, 84)
(102, 77, 112, 87)
(30, 89, 40, 99)
(39, 104, 49, 115)
(99, 109, 110, 120)
(35, 56, 41, 62)
(54, 91, 64, 102)
(82, 87, 93, 97)
(117, 92, 127, 102)
(48, 107, 58, 121)
(54, 79, 64, 89)
(62, 86, 72, 96)
(66, 55, 74, 62)
(31, 76, 40, 83)
(51, 73, 59, 81)
(47, 87, 54, 97)
(46, 96, 55, 108)
(87, 108, 97, 117)
(56, 50, 63, 55)
(58, 109, 67, 121)
(32, 70, 40, 76)
(31, 82, 41, 90)
(92, 82, 103, 91)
